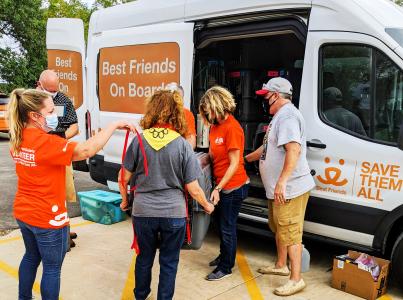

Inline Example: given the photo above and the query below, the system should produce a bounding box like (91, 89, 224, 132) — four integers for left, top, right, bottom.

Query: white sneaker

(257, 265, 290, 276)
(274, 279, 306, 296)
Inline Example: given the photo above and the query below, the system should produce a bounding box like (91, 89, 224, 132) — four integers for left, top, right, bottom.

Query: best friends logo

(316, 157, 348, 195)
(317, 157, 348, 186)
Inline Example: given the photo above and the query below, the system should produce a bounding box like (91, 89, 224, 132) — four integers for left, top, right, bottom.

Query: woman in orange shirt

(8, 89, 133, 300)
(199, 86, 249, 281)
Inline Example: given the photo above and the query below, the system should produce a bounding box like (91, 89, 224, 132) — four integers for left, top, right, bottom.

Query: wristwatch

(214, 186, 222, 192)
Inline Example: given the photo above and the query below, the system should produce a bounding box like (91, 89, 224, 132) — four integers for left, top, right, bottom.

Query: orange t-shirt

(209, 114, 248, 190)
(184, 108, 196, 137)
(12, 127, 77, 229)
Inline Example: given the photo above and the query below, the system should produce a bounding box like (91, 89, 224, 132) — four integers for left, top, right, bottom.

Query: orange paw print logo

(317, 157, 348, 186)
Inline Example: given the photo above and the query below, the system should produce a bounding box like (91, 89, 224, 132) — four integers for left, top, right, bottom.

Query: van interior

(191, 17, 307, 218)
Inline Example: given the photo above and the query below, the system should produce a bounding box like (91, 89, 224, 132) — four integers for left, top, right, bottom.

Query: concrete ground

(1, 217, 402, 300)
(1, 137, 403, 299)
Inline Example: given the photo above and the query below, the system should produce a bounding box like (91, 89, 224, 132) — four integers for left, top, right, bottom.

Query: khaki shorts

(66, 164, 77, 203)
(268, 192, 310, 247)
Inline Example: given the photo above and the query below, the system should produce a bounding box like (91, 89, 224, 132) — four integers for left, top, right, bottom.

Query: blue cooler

(77, 190, 126, 225)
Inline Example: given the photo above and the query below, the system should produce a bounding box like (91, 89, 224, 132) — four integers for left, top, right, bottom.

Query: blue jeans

(132, 217, 186, 300)
(216, 184, 249, 273)
(16, 219, 68, 300)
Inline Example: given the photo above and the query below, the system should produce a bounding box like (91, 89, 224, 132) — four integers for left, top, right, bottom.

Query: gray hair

(279, 92, 292, 100)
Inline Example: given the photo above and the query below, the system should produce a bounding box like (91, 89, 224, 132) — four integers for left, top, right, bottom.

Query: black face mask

(262, 93, 278, 115)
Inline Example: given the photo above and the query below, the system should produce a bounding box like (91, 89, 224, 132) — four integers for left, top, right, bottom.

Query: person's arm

(118, 167, 133, 211)
(245, 145, 263, 162)
(186, 134, 196, 150)
(210, 149, 240, 204)
(72, 120, 135, 161)
(274, 142, 301, 204)
(185, 180, 214, 214)
(65, 123, 79, 140)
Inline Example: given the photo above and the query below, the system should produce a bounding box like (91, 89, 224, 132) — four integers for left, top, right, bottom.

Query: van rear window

(98, 42, 180, 114)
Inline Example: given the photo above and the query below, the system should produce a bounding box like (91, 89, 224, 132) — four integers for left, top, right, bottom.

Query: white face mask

(38, 82, 58, 98)
(34, 113, 59, 132)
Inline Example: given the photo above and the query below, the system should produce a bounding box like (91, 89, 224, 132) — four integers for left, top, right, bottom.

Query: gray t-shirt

(259, 103, 315, 199)
(123, 135, 202, 218)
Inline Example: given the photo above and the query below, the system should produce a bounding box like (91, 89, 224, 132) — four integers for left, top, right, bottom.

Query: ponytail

(8, 89, 49, 153)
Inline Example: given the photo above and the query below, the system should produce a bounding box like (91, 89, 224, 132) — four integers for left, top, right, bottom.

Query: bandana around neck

(143, 125, 180, 151)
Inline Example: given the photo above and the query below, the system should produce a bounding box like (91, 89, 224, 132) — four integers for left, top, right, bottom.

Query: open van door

(46, 18, 88, 171)
(90, 22, 194, 190)
(88, 22, 209, 248)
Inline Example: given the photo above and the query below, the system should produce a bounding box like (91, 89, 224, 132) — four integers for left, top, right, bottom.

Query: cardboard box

(332, 250, 390, 300)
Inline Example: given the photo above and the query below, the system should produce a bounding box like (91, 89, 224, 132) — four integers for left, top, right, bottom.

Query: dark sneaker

(69, 238, 76, 248)
(206, 269, 232, 281)
(209, 256, 221, 267)
(70, 232, 78, 239)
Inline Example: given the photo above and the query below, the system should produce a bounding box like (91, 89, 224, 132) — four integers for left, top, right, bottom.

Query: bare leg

(275, 233, 288, 268)
(288, 243, 302, 281)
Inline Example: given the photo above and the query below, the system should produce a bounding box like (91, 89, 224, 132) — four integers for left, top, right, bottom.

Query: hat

(324, 87, 342, 102)
(256, 77, 293, 96)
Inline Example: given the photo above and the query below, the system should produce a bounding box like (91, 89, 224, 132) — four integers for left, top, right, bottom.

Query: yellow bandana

(143, 128, 181, 151)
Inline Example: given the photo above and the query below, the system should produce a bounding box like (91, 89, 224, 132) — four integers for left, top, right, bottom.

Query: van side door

(300, 31, 403, 248)
(87, 23, 194, 191)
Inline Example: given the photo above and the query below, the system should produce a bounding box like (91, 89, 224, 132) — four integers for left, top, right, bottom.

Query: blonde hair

(7, 88, 50, 153)
(140, 90, 188, 137)
(199, 86, 236, 123)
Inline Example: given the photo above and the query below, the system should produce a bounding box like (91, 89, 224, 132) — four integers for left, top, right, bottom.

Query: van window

(320, 44, 403, 145)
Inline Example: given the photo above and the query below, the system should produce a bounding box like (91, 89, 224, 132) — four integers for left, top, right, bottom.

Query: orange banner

(98, 42, 180, 114)
(47, 50, 83, 109)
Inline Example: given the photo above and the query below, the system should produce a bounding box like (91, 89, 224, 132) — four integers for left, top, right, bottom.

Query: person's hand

(210, 189, 220, 205)
(204, 202, 215, 214)
(274, 179, 287, 205)
(113, 120, 138, 133)
(120, 199, 129, 211)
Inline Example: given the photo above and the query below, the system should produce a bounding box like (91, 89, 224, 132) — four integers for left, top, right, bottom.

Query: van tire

(391, 232, 403, 287)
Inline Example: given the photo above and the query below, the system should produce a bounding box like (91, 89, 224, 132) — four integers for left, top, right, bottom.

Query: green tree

(45, 0, 92, 41)
(93, 0, 133, 9)
(0, 0, 47, 92)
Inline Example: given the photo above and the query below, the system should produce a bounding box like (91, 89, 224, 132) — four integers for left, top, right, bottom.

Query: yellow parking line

(236, 248, 264, 300)
(0, 259, 41, 295)
(378, 295, 393, 300)
(0, 236, 21, 245)
(70, 220, 94, 228)
(0, 220, 94, 246)
(121, 254, 136, 300)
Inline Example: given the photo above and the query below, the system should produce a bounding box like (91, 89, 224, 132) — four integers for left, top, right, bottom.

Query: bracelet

(214, 186, 222, 192)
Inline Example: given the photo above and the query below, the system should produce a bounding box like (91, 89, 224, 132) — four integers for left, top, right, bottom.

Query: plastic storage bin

(77, 190, 126, 225)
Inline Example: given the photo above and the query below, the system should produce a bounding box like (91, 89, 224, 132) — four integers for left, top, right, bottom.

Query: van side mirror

(398, 122, 403, 151)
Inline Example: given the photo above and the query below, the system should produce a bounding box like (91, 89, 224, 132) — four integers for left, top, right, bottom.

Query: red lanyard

(120, 127, 191, 255)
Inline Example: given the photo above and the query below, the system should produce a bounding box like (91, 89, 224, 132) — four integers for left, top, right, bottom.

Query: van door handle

(307, 141, 327, 149)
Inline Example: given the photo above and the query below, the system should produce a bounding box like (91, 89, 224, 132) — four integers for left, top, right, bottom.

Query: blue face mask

(36, 113, 59, 132)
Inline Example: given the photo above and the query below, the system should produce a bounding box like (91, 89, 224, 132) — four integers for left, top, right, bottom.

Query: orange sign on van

(98, 42, 180, 114)
(47, 50, 83, 109)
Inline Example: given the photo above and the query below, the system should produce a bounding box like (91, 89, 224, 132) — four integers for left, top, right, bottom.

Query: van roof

(91, 0, 311, 34)
(92, 0, 403, 49)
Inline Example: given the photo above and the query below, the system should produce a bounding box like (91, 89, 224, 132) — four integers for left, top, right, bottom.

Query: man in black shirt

(37, 70, 79, 139)
(37, 70, 79, 250)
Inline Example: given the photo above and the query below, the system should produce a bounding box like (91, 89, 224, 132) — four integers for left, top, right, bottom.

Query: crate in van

(78, 190, 126, 225)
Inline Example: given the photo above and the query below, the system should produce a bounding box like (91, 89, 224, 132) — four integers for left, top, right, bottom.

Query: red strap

(184, 189, 192, 245)
(120, 128, 148, 255)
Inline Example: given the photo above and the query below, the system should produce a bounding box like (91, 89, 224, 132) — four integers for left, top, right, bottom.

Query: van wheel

(391, 232, 403, 287)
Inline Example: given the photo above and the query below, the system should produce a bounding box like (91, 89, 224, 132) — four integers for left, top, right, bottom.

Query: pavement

(1, 137, 403, 299)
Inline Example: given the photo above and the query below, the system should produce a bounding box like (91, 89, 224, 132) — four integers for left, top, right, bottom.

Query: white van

(46, 0, 403, 286)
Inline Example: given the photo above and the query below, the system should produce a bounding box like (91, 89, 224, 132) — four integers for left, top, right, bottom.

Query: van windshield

(386, 28, 403, 48)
